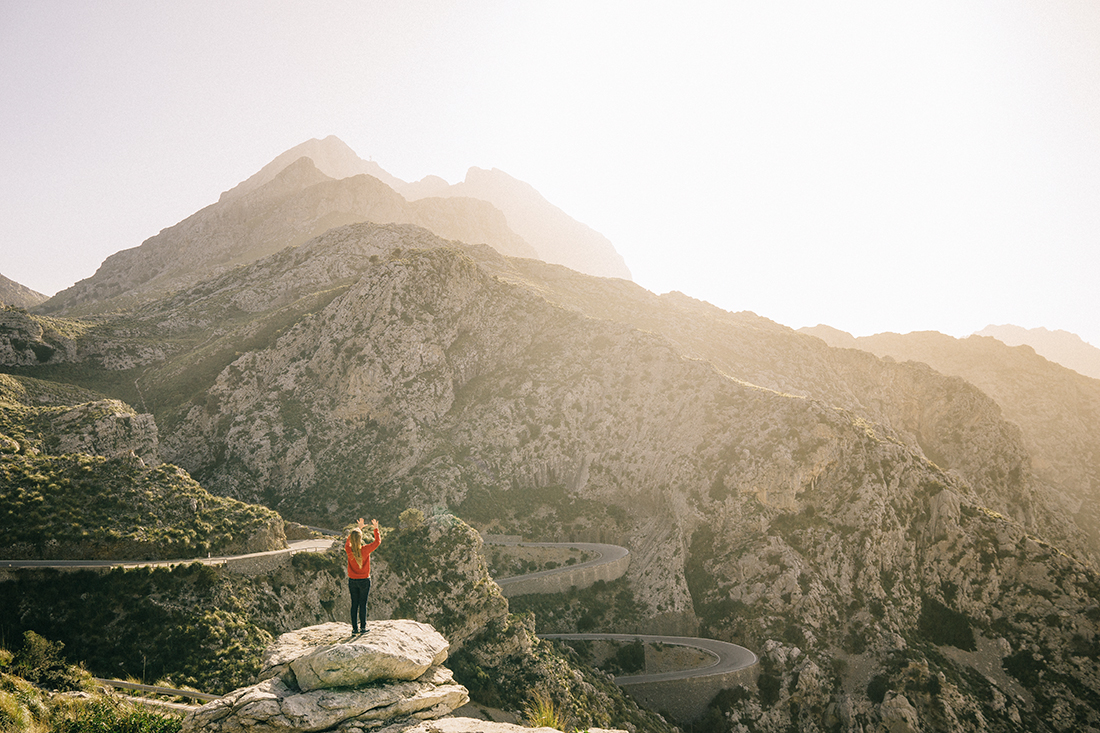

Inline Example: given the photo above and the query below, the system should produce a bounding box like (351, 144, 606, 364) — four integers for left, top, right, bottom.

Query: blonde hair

(349, 528, 363, 564)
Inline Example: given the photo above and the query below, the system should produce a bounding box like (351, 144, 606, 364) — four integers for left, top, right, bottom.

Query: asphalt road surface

(0, 539, 334, 569)
(491, 541, 629, 587)
(541, 633, 758, 683)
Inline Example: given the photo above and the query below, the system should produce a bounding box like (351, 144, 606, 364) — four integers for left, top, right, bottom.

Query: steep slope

(39, 158, 535, 315)
(804, 328, 1100, 553)
(977, 324, 1100, 380)
(0, 274, 47, 308)
(1, 512, 675, 733)
(482, 262, 1091, 563)
(400, 166, 632, 280)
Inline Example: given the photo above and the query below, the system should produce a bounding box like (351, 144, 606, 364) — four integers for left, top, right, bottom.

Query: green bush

(524, 689, 564, 730)
(608, 640, 645, 675)
(398, 507, 424, 530)
(758, 670, 781, 706)
(0, 689, 33, 733)
(11, 632, 93, 693)
(867, 674, 889, 704)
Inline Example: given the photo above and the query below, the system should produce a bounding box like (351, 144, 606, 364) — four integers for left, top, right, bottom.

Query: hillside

(0, 373, 285, 560)
(802, 326, 1100, 555)
(400, 166, 632, 280)
(0, 512, 674, 733)
(5, 221, 1100, 728)
(38, 136, 633, 316)
(0, 274, 47, 309)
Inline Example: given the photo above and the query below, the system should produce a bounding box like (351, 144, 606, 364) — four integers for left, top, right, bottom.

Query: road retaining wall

(620, 665, 759, 723)
(492, 544, 630, 597)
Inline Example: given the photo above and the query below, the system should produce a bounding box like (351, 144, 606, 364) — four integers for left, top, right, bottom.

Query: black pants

(348, 577, 371, 631)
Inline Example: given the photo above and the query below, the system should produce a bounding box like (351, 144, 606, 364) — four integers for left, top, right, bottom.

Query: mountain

(7, 221, 1100, 728)
(219, 135, 407, 201)
(802, 325, 1100, 553)
(38, 136, 634, 315)
(977, 324, 1100, 380)
(0, 273, 47, 308)
(39, 156, 536, 315)
(400, 167, 632, 281)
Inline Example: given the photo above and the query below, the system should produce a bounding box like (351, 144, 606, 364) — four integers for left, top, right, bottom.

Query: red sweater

(345, 528, 381, 579)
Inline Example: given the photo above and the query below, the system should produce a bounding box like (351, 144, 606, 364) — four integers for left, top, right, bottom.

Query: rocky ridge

(399, 166, 632, 280)
(38, 158, 535, 315)
(977, 324, 1100, 380)
(0, 274, 47, 309)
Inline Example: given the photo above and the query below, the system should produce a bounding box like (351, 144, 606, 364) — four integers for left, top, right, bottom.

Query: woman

(345, 517, 381, 634)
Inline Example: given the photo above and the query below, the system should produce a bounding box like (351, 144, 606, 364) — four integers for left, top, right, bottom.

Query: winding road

(492, 541, 629, 590)
(484, 538, 758, 688)
(0, 539, 332, 569)
(541, 633, 758, 684)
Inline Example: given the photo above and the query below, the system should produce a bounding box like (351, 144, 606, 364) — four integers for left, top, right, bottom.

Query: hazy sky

(3, 1, 1099, 346)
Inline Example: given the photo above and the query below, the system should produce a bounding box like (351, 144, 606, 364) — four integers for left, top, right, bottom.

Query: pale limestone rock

(290, 621, 450, 691)
(880, 692, 920, 733)
(260, 620, 449, 690)
(184, 621, 467, 733)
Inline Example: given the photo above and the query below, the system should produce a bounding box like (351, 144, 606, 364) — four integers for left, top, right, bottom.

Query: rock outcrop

(182, 621, 469, 733)
(802, 326, 1100, 559)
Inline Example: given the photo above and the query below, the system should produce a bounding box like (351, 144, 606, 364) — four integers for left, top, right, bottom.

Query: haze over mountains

(977, 324, 1100, 381)
(4, 138, 1100, 730)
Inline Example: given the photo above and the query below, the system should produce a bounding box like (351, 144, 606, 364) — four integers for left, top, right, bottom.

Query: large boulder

(183, 621, 468, 733)
(277, 621, 450, 691)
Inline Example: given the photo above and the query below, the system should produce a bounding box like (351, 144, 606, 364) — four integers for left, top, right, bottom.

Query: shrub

(0, 689, 32, 733)
(399, 507, 424, 530)
(1002, 650, 1042, 687)
(918, 595, 976, 651)
(524, 689, 564, 731)
(758, 670, 782, 706)
(609, 640, 645, 675)
(867, 674, 889, 704)
(11, 632, 93, 693)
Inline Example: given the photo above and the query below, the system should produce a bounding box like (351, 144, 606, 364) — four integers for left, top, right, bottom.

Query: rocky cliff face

(803, 327, 1100, 561)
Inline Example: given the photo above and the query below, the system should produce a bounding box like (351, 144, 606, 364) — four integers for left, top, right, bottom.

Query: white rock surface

(183, 621, 467, 733)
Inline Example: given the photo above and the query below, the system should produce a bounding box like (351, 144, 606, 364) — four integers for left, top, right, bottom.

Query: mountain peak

(219, 136, 405, 202)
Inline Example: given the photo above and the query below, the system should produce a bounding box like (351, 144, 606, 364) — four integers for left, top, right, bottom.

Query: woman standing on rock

(346, 517, 381, 635)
